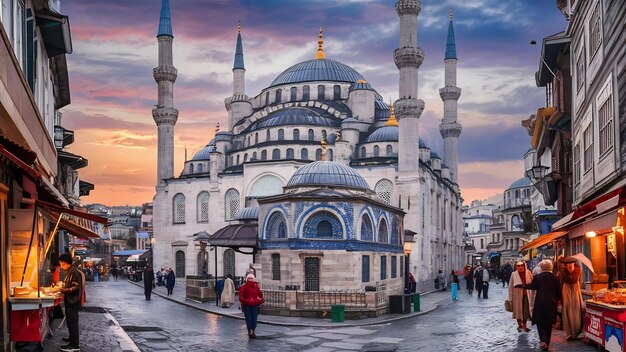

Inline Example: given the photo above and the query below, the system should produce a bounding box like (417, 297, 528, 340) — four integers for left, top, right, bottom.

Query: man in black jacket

(59, 253, 83, 352)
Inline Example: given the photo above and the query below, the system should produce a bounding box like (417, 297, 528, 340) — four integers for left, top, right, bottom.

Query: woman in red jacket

(239, 274, 264, 338)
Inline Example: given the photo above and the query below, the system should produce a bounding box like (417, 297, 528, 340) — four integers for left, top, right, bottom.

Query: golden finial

(385, 100, 399, 127)
(315, 26, 326, 60)
(356, 79, 367, 84)
(321, 134, 327, 161)
(449, 7, 453, 20)
(238, 20, 241, 33)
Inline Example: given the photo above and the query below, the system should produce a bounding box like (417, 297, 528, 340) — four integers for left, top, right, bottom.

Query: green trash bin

(413, 293, 421, 312)
(331, 304, 345, 322)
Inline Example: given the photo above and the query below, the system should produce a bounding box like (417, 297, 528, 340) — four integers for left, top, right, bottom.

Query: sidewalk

(129, 279, 453, 328)
(40, 305, 140, 352)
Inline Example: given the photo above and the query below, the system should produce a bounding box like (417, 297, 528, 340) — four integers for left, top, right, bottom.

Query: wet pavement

(86, 279, 597, 351)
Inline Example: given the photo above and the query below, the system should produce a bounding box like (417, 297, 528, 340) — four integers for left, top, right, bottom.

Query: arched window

(197, 249, 208, 276)
(266, 212, 288, 239)
(236, 155, 240, 164)
(252, 151, 257, 160)
(272, 148, 280, 160)
(360, 214, 373, 241)
(275, 89, 282, 103)
(302, 85, 310, 100)
(375, 179, 393, 205)
(317, 221, 332, 237)
(247, 135, 251, 146)
(327, 149, 333, 161)
(255, 133, 259, 144)
(248, 174, 285, 197)
(293, 129, 300, 140)
(315, 148, 322, 161)
(378, 218, 389, 243)
(390, 217, 399, 244)
(189, 163, 194, 174)
(243, 153, 248, 162)
(266, 129, 271, 142)
(175, 251, 185, 278)
(386, 145, 393, 156)
(278, 129, 284, 140)
(290, 86, 297, 101)
(197, 191, 209, 222)
(197, 163, 203, 173)
(223, 249, 235, 278)
(303, 211, 342, 239)
(173, 193, 185, 223)
(301, 148, 309, 160)
(360, 147, 366, 158)
(224, 189, 240, 220)
(286, 148, 294, 159)
(318, 85, 325, 100)
(229, 156, 234, 166)
(261, 150, 267, 160)
(265, 91, 270, 106)
(308, 129, 314, 141)
(373, 145, 380, 157)
(333, 85, 341, 100)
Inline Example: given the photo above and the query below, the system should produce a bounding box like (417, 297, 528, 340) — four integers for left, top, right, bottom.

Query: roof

(445, 18, 457, 60)
(286, 161, 370, 191)
(508, 177, 532, 189)
(270, 58, 365, 87)
(349, 80, 372, 92)
(245, 107, 340, 132)
(191, 142, 216, 161)
(233, 32, 244, 69)
(113, 249, 148, 257)
(207, 224, 258, 247)
(157, 0, 173, 37)
(234, 207, 259, 220)
(374, 100, 390, 120)
(364, 125, 428, 147)
(430, 151, 441, 159)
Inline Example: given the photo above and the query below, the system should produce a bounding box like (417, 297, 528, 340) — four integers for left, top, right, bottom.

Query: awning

(583, 211, 619, 235)
(58, 150, 88, 169)
(42, 209, 101, 240)
(0, 142, 40, 180)
(206, 224, 258, 248)
(36, 199, 107, 224)
(520, 231, 567, 251)
(79, 180, 94, 197)
(35, 9, 72, 57)
(126, 254, 144, 262)
(487, 252, 501, 260)
(39, 177, 69, 207)
(554, 186, 626, 231)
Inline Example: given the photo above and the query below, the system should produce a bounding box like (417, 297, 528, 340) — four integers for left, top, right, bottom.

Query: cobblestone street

(70, 280, 598, 352)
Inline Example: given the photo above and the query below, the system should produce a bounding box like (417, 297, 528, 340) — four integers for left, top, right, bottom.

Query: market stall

(584, 291, 626, 352)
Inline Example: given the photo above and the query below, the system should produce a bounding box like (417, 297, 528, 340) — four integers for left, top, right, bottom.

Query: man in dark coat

(516, 259, 562, 351)
(165, 268, 176, 295)
(58, 253, 83, 352)
(143, 265, 155, 300)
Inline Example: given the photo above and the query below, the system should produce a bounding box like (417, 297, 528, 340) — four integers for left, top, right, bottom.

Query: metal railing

(262, 290, 287, 308)
(296, 290, 367, 310)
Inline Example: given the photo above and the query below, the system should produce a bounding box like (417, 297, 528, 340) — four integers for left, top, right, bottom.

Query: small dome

(365, 126, 426, 147)
(286, 161, 370, 191)
(234, 207, 259, 221)
(375, 100, 390, 120)
(508, 177, 532, 189)
(349, 80, 373, 92)
(246, 107, 340, 132)
(191, 143, 216, 161)
(270, 59, 366, 87)
(342, 117, 359, 124)
(430, 151, 441, 159)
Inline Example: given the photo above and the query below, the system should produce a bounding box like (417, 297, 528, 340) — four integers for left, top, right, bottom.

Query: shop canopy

(520, 231, 568, 251)
(37, 200, 108, 240)
(202, 224, 258, 255)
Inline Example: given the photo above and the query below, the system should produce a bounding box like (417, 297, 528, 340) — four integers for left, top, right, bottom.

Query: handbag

(505, 300, 513, 312)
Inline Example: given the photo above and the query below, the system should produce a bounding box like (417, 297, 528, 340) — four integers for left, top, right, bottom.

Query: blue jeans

(451, 283, 458, 301)
(243, 305, 259, 332)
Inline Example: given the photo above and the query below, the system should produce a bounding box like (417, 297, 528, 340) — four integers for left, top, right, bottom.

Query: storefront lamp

(404, 242, 413, 255)
(531, 165, 549, 180)
(585, 231, 597, 238)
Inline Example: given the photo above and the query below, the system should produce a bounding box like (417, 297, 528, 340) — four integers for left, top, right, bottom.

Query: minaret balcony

(393, 46, 424, 69)
(439, 122, 462, 138)
(224, 94, 250, 107)
(395, 0, 421, 16)
(153, 66, 178, 82)
(438, 87, 461, 101)
(394, 98, 424, 120)
(152, 107, 179, 125)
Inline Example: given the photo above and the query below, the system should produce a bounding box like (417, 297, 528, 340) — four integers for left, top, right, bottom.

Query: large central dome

(270, 59, 365, 87)
(286, 161, 370, 191)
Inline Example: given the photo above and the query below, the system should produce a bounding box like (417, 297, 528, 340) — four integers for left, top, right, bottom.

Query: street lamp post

(149, 235, 156, 268)
(404, 241, 413, 293)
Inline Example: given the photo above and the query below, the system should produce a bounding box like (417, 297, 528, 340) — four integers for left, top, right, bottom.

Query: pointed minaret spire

(445, 6, 457, 60)
(233, 20, 245, 70)
(315, 27, 326, 60)
(157, 0, 173, 37)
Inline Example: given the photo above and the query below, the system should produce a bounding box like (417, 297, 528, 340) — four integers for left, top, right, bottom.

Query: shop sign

(604, 317, 624, 352)
(585, 308, 604, 344)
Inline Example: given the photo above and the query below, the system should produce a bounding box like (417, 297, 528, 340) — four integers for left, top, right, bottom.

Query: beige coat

(221, 277, 235, 307)
(508, 267, 535, 320)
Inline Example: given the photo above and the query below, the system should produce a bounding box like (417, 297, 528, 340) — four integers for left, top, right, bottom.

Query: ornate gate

(304, 257, 320, 291)
(175, 250, 185, 278)
(223, 249, 235, 278)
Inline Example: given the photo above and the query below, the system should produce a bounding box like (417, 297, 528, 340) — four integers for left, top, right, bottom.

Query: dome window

(261, 150, 267, 160)
(255, 133, 259, 144)
(333, 85, 341, 100)
(275, 89, 282, 103)
(278, 129, 284, 141)
(386, 145, 393, 157)
(301, 148, 309, 160)
(327, 149, 333, 161)
(173, 193, 186, 224)
(375, 179, 393, 205)
(373, 146, 380, 157)
(361, 214, 373, 241)
(308, 129, 314, 141)
(286, 148, 294, 159)
(302, 85, 310, 100)
(315, 148, 322, 161)
(272, 149, 281, 160)
(293, 129, 300, 141)
(197, 191, 209, 222)
(252, 152, 257, 160)
(197, 164, 203, 173)
(318, 85, 325, 101)
(378, 218, 389, 243)
(266, 129, 271, 142)
(189, 163, 194, 174)
(265, 91, 270, 106)
(360, 147, 366, 158)
(290, 87, 297, 101)
(224, 189, 240, 221)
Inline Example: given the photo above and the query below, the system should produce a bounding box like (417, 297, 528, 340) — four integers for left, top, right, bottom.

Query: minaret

(225, 21, 252, 131)
(439, 7, 462, 184)
(152, 0, 178, 185)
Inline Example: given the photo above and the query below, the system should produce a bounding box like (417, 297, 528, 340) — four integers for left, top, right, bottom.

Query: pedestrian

(481, 265, 490, 299)
(58, 253, 83, 352)
(156, 268, 163, 286)
(499, 267, 507, 288)
(165, 268, 176, 295)
(221, 274, 236, 308)
(239, 274, 264, 338)
(474, 265, 484, 298)
(408, 271, 417, 293)
(111, 266, 118, 281)
(560, 256, 584, 339)
(143, 265, 155, 300)
(509, 261, 534, 332)
(464, 265, 474, 295)
(516, 259, 562, 351)
(504, 262, 513, 287)
(449, 270, 459, 301)
(247, 263, 256, 277)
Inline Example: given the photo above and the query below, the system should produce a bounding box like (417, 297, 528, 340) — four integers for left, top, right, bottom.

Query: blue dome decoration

(508, 177, 532, 189)
(191, 143, 216, 161)
(445, 17, 457, 60)
(349, 81, 373, 92)
(270, 59, 366, 87)
(246, 107, 340, 132)
(374, 100, 390, 120)
(233, 31, 245, 69)
(365, 126, 427, 148)
(234, 207, 259, 220)
(286, 161, 370, 190)
(157, 0, 173, 37)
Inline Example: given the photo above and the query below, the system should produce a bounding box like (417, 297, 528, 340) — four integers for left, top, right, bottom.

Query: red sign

(585, 308, 605, 345)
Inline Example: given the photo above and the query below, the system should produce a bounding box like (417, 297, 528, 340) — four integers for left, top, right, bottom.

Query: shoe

(524, 328, 530, 332)
(517, 328, 523, 332)
(250, 332, 257, 338)
(539, 342, 548, 350)
(59, 344, 80, 351)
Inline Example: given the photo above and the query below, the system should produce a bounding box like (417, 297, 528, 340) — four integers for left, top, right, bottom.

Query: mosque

(152, 0, 464, 293)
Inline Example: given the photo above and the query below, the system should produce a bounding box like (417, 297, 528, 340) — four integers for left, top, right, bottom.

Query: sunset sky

(59, 0, 566, 206)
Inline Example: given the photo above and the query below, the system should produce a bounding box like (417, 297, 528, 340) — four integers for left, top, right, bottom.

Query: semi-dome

(508, 177, 532, 189)
(286, 161, 370, 191)
(270, 59, 365, 87)
(364, 125, 426, 147)
(234, 207, 259, 221)
(246, 107, 340, 132)
(191, 142, 216, 161)
(374, 100, 390, 120)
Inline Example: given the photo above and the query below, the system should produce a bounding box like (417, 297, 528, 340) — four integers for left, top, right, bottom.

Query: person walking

(474, 265, 484, 298)
(58, 253, 83, 352)
(111, 266, 118, 281)
(482, 265, 491, 299)
(499, 267, 507, 288)
(221, 274, 236, 308)
(165, 268, 176, 295)
(156, 268, 163, 286)
(509, 261, 534, 333)
(560, 256, 584, 339)
(436, 269, 447, 291)
(465, 265, 474, 295)
(516, 259, 562, 351)
(239, 274, 264, 338)
(143, 265, 155, 300)
(449, 270, 459, 301)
